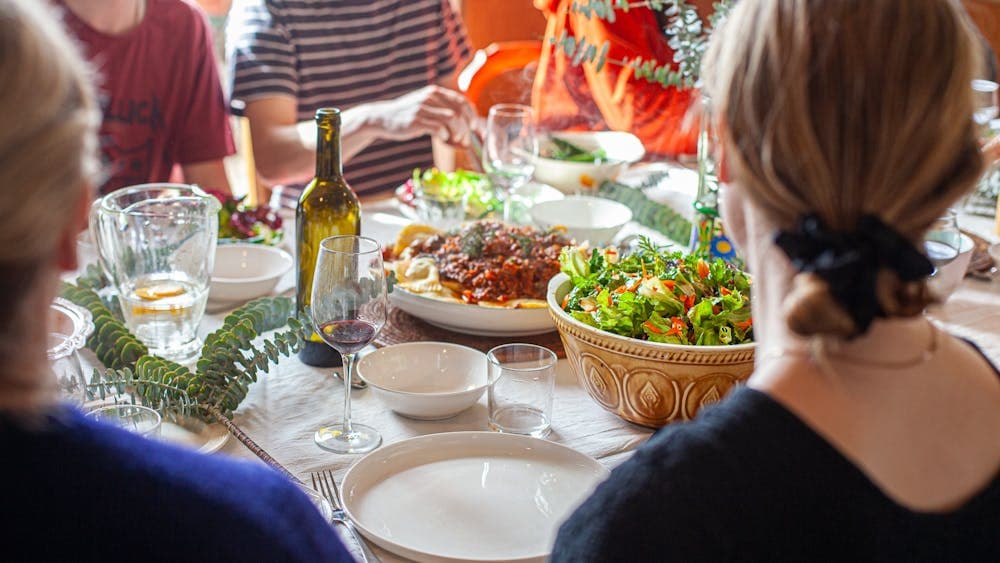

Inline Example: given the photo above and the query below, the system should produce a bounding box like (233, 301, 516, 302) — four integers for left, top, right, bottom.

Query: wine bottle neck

(315, 116, 343, 179)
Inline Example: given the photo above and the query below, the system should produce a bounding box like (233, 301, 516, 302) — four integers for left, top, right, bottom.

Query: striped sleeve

(227, 0, 298, 102)
(435, 0, 472, 80)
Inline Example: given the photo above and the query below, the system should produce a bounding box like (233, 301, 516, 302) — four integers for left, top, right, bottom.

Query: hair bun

(784, 272, 857, 338)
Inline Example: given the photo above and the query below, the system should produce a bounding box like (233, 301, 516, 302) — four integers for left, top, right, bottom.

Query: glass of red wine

(310, 235, 387, 453)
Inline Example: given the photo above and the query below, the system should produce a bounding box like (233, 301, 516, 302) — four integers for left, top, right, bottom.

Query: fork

(310, 469, 381, 563)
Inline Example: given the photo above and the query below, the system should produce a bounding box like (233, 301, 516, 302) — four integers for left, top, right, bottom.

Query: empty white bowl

(532, 131, 645, 194)
(929, 233, 975, 300)
(209, 243, 293, 304)
(356, 342, 488, 420)
(529, 195, 633, 245)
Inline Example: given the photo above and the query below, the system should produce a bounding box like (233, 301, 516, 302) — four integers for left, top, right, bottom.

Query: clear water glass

(87, 404, 162, 438)
(972, 79, 999, 129)
(924, 208, 962, 273)
(413, 182, 469, 231)
(483, 104, 538, 224)
(487, 343, 557, 438)
(311, 235, 387, 454)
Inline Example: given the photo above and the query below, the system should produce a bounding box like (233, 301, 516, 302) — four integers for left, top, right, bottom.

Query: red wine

(318, 320, 376, 354)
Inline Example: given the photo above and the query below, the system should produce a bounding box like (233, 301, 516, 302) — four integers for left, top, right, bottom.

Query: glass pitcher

(90, 183, 220, 363)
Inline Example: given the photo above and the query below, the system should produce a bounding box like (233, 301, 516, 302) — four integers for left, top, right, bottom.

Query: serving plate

(389, 286, 555, 336)
(342, 432, 609, 563)
(160, 417, 229, 454)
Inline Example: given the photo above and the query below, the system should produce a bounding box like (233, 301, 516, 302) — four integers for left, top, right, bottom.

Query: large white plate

(342, 432, 609, 563)
(389, 287, 555, 336)
(160, 417, 230, 454)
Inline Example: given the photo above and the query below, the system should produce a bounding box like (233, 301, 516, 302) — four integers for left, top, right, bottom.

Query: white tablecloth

(197, 194, 1000, 562)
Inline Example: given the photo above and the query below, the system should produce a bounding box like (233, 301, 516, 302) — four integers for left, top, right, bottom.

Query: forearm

(182, 159, 232, 194)
(254, 105, 383, 185)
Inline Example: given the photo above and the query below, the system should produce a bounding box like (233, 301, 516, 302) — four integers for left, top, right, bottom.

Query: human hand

(983, 133, 1000, 164)
(370, 86, 477, 147)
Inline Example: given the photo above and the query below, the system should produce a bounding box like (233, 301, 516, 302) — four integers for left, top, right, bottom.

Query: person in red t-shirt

(532, 0, 716, 159)
(57, 0, 234, 194)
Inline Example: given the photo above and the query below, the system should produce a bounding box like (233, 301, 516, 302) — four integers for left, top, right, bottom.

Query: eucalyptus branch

(560, 0, 734, 89)
(60, 283, 147, 371)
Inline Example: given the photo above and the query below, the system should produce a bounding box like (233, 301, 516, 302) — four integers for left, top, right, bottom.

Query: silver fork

(310, 469, 381, 563)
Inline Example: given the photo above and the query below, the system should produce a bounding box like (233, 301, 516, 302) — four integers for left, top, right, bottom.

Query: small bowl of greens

(546, 238, 755, 428)
(205, 190, 283, 246)
(533, 131, 645, 194)
(399, 168, 501, 221)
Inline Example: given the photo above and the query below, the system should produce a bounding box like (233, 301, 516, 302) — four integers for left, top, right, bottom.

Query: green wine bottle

(296, 108, 361, 367)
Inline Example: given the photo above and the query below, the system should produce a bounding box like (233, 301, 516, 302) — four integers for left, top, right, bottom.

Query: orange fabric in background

(531, 0, 699, 158)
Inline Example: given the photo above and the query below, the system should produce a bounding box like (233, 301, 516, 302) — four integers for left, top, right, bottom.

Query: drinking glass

(413, 181, 469, 231)
(87, 404, 162, 438)
(90, 183, 220, 363)
(487, 343, 557, 438)
(310, 235, 387, 453)
(972, 79, 999, 131)
(925, 209, 963, 296)
(483, 104, 538, 224)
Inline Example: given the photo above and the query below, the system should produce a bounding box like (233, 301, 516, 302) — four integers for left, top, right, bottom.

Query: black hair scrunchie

(774, 214, 933, 333)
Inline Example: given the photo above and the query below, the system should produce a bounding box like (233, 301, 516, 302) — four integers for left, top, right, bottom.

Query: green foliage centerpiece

(62, 264, 307, 426)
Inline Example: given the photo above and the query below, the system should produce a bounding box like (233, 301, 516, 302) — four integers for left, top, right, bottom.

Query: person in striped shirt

(227, 0, 477, 208)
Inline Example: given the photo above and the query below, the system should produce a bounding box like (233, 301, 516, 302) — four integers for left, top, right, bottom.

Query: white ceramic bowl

(529, 195, 633, 245)
(355, 342, 488, 420)
(209, 243, 293, 304)
(532, 131, 645, 194)
(929, 233, 975, 300)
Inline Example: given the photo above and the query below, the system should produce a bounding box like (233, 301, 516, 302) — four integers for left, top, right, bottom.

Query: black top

(0, 408, 351, 562)
(552, 385, 1000, 562)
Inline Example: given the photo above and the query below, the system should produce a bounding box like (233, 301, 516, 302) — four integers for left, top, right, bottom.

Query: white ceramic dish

(209, 243, 292, 304)
(160, 417, 229, 454)
(533, 131, 645, 194)
(342, 432, 609, 563)
(930, 232, 975, 299)
(356, 342, 488, 420)
(529, 195, 633, 245)
(389, 287, 555, 336)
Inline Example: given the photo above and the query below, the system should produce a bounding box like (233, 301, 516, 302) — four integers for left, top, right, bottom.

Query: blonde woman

(0, 2, 349, 560)
(553, 0, 1000, 560)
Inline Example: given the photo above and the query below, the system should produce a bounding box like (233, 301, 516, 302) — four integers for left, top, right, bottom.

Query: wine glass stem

(503, 198, 514, 224)
(340, 352, 357, 435)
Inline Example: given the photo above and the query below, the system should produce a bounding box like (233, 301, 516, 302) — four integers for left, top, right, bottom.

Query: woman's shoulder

(1, 408, 351, 562)
(552, 388, 809, 561)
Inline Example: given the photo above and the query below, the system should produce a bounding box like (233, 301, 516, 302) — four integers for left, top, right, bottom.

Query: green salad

(543, 136, 610, 162)
(558, 238, 753, 345)
(407, 168, 501, 219)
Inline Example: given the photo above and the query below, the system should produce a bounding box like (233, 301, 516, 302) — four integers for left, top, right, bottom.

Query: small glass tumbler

(413, 183, 468, 231)
(487, 343, 557, 438)
(87, 404, 162, 439)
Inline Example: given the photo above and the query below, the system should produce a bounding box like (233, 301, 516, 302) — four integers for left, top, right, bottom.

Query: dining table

(108, 168, 1000, 562)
